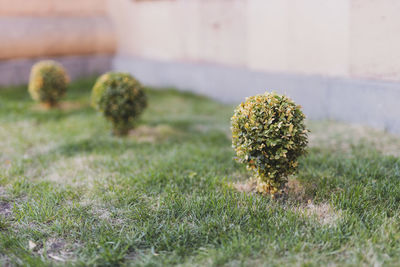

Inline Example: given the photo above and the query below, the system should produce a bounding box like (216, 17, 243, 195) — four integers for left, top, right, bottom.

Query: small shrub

(28, 60, 69, 108)
(231, 92, 308, 195)
(91, 72, 147, 136)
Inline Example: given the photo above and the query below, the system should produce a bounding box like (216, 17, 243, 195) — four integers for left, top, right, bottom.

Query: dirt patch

(232, 177, 306, 200)
(232, 179, 257, 193)
(0, 202, 12, 218)
(35, 238, 77, 262)
(125, 251, 138, 261)
(285, 178, 307, 201)
(59, 101, 86, 111)
(128, 124, 180, 143)
(231, 178, 341, 225)
(0, 186, 6, 198)
(0, 187, 12, 218)
(0, 255, 12, 267)
(46, 238, 67, 253)
(31, 101, 85, 112)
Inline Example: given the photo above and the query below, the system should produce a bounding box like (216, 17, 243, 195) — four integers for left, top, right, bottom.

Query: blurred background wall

(0, 0, 116, 85)
(109, 0, 400, 133)
(0, 0, 399, 132)
(109, 0, 400, 82)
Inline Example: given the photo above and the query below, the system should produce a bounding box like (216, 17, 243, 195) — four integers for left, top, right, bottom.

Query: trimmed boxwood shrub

(91, 72, 147, 136)
(231, 92, 308, 195)
(28, 60, 69, 108)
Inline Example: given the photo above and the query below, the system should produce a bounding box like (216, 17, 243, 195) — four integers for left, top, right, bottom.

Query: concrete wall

(1, 0, 399, 132)
(0, 0, 116, 85)
(108, 0, 400, 133)
(108, 0, 400, 82)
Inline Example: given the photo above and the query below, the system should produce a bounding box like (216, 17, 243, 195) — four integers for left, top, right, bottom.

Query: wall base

(0, 54, 113, 86)
(114, 55, 400, 134)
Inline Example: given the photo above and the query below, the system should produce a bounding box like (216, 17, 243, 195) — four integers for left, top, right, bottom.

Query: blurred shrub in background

(28, 60, 69, 108)
(91, 72, 147, 136)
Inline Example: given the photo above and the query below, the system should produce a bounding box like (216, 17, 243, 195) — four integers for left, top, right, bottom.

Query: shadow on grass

(43, 129, 230, 158)
(0, 76, 96, 100)
(0, 77, 96, 123)
(31, 106, 93, 122)
(51, 138, 158, 157)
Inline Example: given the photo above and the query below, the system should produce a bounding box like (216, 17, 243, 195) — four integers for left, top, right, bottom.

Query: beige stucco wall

(2, 0, 398, 83)
(247, 0, 349, 76)
(0, 0, 115, 60)
(0, 17, 115, 60)
(108, 0, 400, 82)
(350, 0, 400, 81)
(108, 0, 248, 65)
(0, 0, 107, 16)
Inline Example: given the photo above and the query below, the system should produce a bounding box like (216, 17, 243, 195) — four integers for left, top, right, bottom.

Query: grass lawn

(1, 77, 400, 266)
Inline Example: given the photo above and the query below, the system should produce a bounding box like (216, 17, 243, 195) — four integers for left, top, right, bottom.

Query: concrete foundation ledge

(114, 55, 400, 134)
(0, 54, 113, 86)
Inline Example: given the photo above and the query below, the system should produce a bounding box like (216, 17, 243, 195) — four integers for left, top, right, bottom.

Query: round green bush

(231, 92, 308, 195)
(91, 72, 147, 136)
(28, 60, 69, 108)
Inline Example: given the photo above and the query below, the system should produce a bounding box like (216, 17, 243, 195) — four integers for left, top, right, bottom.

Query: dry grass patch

(309, 121, 400, 156)
(128, 124, 181, 143)
(41, 155, 99, 188)
(293, 202, 342, 226)
(231, 177, 308, 201)
(31, 101, 86, 112)
(231, 178, 342, 227)
(285, 178, 307, 201)
(231, 178, 257, 193)
(79, 198, 127, 227)
(0, 120, 57, 161)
